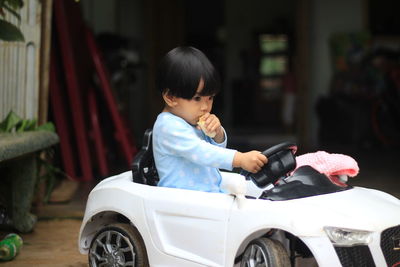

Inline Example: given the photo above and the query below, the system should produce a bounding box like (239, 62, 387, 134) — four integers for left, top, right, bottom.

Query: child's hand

(197, 113, 224, 142)
(233, 151, 268, 173)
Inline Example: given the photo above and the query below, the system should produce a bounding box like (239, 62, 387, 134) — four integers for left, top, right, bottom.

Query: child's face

(166, 79, 215, 125)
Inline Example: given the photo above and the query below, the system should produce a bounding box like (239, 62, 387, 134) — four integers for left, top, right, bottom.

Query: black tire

(89, 223, 149, 267)
(240, 237, 291, 267)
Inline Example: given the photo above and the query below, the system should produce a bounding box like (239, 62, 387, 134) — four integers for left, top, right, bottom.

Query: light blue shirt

(153, 112, 237, 192)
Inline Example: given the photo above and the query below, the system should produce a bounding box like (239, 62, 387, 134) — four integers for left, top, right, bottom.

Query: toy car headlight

(324, 226, 373, 246)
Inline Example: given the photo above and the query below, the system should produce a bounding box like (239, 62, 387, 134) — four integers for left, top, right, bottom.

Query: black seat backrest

(131, 129, 159, 185)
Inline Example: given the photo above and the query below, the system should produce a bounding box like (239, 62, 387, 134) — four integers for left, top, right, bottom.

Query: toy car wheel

(89, 223, 149, 267)
(240, 237, 290, 267)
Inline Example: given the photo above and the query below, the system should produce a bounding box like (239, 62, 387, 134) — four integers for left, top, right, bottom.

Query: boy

(153, 46, 267, 192)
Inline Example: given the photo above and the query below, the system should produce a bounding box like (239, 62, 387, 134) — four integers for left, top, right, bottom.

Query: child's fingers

(252, 152, 268, 170)
(257, 159, 265, 168)
(201, 113, 211, 121)
(205, 114, 214, 125)
(251, 159, 264, 171)
(252, 165, 262, 173)
(203, 114, 217, 128)
(259, 154, 268, 164)
(208, 119, 221, 132)
(207, 113, 221, 122)
(252, 151, 268, 164)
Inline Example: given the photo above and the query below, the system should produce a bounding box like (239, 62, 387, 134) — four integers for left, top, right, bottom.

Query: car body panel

(143, 187, 235, 266)
(79, 171, 400, 266)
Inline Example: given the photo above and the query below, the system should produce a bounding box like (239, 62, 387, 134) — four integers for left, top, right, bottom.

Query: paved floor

(0, 182, 91, 266)
(1, 143, 399, 266)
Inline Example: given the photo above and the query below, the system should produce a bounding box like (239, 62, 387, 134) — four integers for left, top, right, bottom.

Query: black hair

(156, 46, 221, 99)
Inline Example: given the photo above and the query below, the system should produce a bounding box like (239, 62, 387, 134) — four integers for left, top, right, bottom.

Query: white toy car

(79, 130, 400, 267)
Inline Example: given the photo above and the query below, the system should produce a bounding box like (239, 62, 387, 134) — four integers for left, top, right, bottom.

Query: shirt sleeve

(155, 120, 236, 171)
(207, 127, 228, 148)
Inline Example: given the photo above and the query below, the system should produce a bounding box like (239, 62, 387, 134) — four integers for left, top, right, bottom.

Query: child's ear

(162, 92, 178, 107)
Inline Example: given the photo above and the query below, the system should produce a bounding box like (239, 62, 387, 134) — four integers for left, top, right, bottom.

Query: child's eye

(208, 96, 214, 100)
(193, 96, 201, 101)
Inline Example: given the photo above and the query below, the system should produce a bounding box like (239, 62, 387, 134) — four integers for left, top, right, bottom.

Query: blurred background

(79, 0, 400, 151)
(0, 1, 399, 264)
(1, 0, 400, 182)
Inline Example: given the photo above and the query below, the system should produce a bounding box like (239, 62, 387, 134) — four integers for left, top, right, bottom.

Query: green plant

(0, 0, 24, 42)
(0, 111, 63, 202)
(0, 110, 54, 132)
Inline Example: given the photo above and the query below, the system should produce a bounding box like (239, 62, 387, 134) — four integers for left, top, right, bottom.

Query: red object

(88, 88, 109, 176)
(85, 28, 137, 165)
(53, 0, 93, 181)
(49, 52, 78, 180)
(50, 0, 137, 181)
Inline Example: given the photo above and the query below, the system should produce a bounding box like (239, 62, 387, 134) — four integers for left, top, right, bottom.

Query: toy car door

(143, 188, 235, 266)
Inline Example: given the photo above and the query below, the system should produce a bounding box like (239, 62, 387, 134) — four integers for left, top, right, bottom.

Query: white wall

(308, 0, 364, 147)
(0, 0, 42, 120)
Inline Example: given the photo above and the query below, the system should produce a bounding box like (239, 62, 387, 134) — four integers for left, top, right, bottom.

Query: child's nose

(201, 99, 211, 110)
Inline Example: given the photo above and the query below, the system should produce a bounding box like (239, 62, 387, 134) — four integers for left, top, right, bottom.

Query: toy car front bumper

(302, 224, 400, 267)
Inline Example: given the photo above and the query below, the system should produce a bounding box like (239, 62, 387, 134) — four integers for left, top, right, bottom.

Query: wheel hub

(242, 244, 268, 267)
(104, 244, 125, 266)
(90, 229, 136, 267)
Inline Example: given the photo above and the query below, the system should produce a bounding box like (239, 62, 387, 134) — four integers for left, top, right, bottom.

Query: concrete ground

(0, 181, 91, 266)
(1, 143, 399, 266)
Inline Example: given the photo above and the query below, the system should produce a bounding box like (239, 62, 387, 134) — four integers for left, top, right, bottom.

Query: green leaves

(0, 0, 24, 42)
(36, 122, 56, 132)
(0, 110, 21, 132)
(0, 110, 56, 133)
(3, 0, 24, 10)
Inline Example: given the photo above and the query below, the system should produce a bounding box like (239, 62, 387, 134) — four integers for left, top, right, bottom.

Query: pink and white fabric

(294, 151, 359, 186)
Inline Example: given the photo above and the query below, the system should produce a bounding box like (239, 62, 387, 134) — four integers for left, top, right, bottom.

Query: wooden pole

(295, 0, 311, 151)
(38, 0, 53, 125)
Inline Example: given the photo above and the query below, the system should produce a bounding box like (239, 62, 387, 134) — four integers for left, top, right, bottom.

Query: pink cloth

(294, 151, 359, 178)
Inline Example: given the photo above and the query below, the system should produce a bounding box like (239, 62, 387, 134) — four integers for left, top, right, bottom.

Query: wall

(81, 0, 117, 34)
(79, 0, 366, 148)
(0, 0, 42, 120)
(308, 0, 364, 147)
(223, 0, 296, 127)
(80, 0, 148, 141)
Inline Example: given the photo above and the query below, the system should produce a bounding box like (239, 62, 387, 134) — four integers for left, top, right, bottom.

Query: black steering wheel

(242, 142, 298, 188)
(262, 142, 297, 157)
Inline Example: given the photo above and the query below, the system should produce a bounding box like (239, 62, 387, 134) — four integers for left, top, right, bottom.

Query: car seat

(131, 129, 159, 185)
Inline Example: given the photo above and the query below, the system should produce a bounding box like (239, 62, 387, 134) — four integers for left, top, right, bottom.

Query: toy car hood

(238, 186, 400, 237)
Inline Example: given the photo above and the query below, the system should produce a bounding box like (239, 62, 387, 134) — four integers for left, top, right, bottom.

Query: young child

(153, 46, 268, 193)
